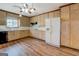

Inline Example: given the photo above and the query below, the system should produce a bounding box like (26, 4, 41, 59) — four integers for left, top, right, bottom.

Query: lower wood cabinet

(8, 31, 16, 41)
(20, 30, 29, 38)
(8, 30, 29, 41)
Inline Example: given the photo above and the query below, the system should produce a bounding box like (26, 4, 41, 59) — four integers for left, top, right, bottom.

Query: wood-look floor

(0, 37, 79, 56)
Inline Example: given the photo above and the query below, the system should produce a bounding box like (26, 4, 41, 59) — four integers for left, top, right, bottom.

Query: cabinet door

(37, 14, 48, 26)
(31, 17, 36, 23)
(40, 14, 45, 26)
(60, 6, 71, 47)
(70, 4, 79, 49)
(71, 20, 79, 49)
(53, 10, 60, 17)
(15, 31, 20, 39)
(8, 31, 15, 41)
(20, 16, 29, 27)
(61, 21, 70, 47)
(38, 15, 41, 26)
(61, 6, 70, 21)
(0, 11, 6, 25)
(23, 30, 29, 37)
(30, 29, 37, 38)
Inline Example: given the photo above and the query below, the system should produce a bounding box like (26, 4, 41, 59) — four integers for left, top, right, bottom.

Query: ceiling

(0, 3, 67, 17)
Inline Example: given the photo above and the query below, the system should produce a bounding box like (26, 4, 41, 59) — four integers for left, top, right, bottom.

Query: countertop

(0, 25, 30, 31)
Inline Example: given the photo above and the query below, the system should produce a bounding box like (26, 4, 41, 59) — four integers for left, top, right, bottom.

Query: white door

(45, 17, 60, 47)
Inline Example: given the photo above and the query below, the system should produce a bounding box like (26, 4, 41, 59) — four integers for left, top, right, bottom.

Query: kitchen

(0, 3, 79, 56)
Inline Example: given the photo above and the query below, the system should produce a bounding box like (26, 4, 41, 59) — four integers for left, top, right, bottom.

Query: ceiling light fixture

(13, 3, 36, 17)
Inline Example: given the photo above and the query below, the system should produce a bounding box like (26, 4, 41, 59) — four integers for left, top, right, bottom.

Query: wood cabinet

(7, 13, 18, 18)
(61, 4, 79, 50)
(70, 4, 79, 21)
(30, 16, 37, 23)
(15, 30, 20, 39)
(30, 14, 47, 40)
(61, 6, 70, 21)
(30, 29, 38, 38)
(35, 13, 48, 26)
(61, 6, 71, 47)
(8, 30, 29, 41)
(30, 29, 45, 40)
(0, 11, 6, 25)
(70, 4, 79, 49)
(39, 14, 45, 26)
(20, 30, 29, 38)
(8, 31, 16, 41)
(53, 10, 60, 17)
(61, 21, 70, 47)
(20, 16, 30, 27)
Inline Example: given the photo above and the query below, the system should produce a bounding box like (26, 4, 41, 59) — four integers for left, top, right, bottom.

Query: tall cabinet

(70, 4, 79, 49)
(61, 4, 79, 49)
(61, 6, 71, 47)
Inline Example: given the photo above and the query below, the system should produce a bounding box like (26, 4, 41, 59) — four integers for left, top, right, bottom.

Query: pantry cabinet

(61, 6, 71, 47)
(61, 4, 79, 49)
(70, 4, 79, 49)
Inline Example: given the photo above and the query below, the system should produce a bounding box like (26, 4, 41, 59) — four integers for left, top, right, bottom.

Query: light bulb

(25, 9, 28, 13)
(30, 8, 34, 12)
(22, 8, 25, 12)
(23, 4, 26, 8)
(19, 14, 22, 17)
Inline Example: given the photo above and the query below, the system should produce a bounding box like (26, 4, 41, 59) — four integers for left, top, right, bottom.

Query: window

(7, 17, 20, 27)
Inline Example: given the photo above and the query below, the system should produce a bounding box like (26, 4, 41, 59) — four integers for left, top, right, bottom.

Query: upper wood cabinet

(40, 14, 47, 26)
(61, 6, 70, 21)
(7, 13, 19, 18)
(53, 10, 60, 17)
(70, 4, 79, 20)
(38, 13, 48, 26)
(49, 12, 54, 18)
(30, 16, 38, 25)
(0, 11, 6, 25)
(20, 16, 30, 27)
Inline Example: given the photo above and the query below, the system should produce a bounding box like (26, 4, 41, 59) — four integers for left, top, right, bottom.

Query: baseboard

(61, 45, 79, 51)
(8, 36, 30, 42)
(8, 36, 45, 43)
(28, 36, 45, 41)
